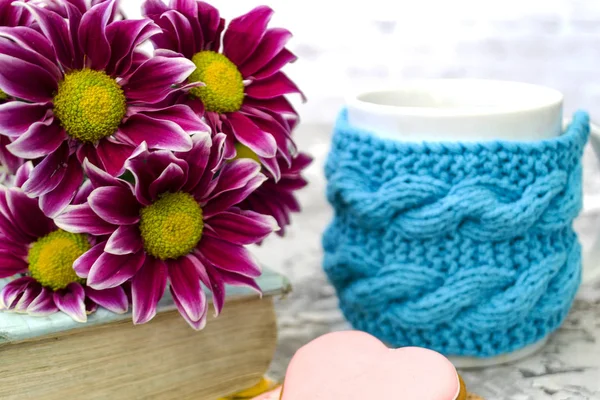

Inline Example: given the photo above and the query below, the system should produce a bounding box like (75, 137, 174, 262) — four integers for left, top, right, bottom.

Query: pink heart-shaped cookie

(282, 331, 461, 400)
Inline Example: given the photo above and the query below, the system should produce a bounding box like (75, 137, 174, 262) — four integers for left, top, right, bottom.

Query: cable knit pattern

(323, 109, 589, 357)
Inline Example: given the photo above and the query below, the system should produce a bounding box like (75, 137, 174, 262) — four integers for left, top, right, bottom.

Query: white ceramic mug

(346, 79, 600, 367)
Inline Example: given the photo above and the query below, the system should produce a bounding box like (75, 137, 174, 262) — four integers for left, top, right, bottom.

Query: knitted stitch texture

(323, 109, 589, 357)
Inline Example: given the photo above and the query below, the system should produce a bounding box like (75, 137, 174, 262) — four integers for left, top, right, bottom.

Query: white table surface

(254, 123, 600, 400)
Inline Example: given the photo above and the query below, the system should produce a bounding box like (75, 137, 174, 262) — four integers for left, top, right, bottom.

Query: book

(0, 269, 290, 400)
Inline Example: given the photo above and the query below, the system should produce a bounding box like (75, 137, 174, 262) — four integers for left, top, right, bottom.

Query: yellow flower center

(53, 69, 127, 143)
(28, 230, 90, 291)
(0, 89, 7, 101)
(234, 142, 261, 163)
(189, 51, 244, 113)
(139, 192, 204, 260)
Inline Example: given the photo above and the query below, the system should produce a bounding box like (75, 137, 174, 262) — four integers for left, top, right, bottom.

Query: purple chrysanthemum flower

(0, 162, 128, 322)
(0, 0, 34, 180)
(241, 152, 312, 237)
(0, 0, 208, 217)
(55, 133, 278, 329)
(143, 0, 304, 181)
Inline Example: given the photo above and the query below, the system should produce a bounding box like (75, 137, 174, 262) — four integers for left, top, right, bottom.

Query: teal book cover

(0, 268, 290, 344)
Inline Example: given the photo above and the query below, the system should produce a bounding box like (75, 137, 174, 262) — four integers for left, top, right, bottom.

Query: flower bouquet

(0, 0, 309, 331)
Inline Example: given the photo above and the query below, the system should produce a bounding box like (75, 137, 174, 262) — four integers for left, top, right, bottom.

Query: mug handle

(582, 121, 600, 284)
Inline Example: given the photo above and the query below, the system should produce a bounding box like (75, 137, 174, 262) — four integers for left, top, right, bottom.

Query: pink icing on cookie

(251, 387, 282, 400)
(281, 331, 460, 400)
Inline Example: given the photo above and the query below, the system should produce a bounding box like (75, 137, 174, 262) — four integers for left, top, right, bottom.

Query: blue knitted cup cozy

(323, 109, 590, 357)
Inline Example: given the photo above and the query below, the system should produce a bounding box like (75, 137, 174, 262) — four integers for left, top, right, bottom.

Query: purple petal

(205, 209, 277, 245)
(54, 282, 87, 323)
(95, 139, 136, 177)
(179, 132, 212, 193)
(6, 187, 54, 239)
(253, 48, 297, 80)
(0, 250, 27, 278)
(242, 106, 295, 166)
(208, 158, 262, 199)
(0, 137, 23, 175)
(201, 259, 225, 316)
(142, 0, 169, 17)
(21, 142, 69, 196)
(7, 118, 66, 159)
(198, 236, 261, 277)
(171, 0, 198, 17)
(124, 143, 190, 203)
(144, 17, 179, 54)
(85, 286, 128, 314)
(258, 154, 282, 182)
(149, 163, 186, 199)
(0, 26, 55, 61)
(13, 162, 33, 187)
(63, 2, 84, 69)
(73, 179, 93, 205)
(135, 104, 209, 134)
(223, 6, 273, 66)
(0, 0, 31, 26)
(129, 50, 149, 72)
(78, 0, 115, 70)
(0, 54, 57, 103)
(202, 174, 267, 217)
(245, 72, 304, 100)
(0, 31, 62, 81)
(117, 112, 192, 151)
(167, 257, 207, 325)
(105, 224, 142, 255)
(106, 19, 162, 76)
(17, 3, 77, 70)
(152, 48, 185, 59)
(217, 268, 262, 294)
(187, 251, 226, 316)
(193, 132, 227, 196)
(159, 10, 196, 58)
(0, 276, 33, 309)
(227, 113, 277, 158)
(0, 188, 31, 244)
(131, 256, 167, 324)
(26, 287, 58, 316)
(74, 241, 105, 278)
(170, 284, 207, 330)
(54, 203, 116, 235)
(0, 102, 51, 137)
(239, 28, 292, 77)
(243, 96, 298, 118)
(89, 186, 140, 225)
(14, 280, 42, 312)
(122, 56, 196, 103)
(185, 253, 225, 317)
(39, 155, 84, 218)
(87, 250, 145, 290)
(81, 157, 124, 188)
(54, 0, 87, 14)
(196, 1, 223, 51)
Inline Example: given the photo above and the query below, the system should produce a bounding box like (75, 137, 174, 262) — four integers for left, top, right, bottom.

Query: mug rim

(346, 79, 564, 118)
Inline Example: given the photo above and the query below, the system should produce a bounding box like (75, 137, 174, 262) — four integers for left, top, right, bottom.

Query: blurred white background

(123, 0, 600, 125)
